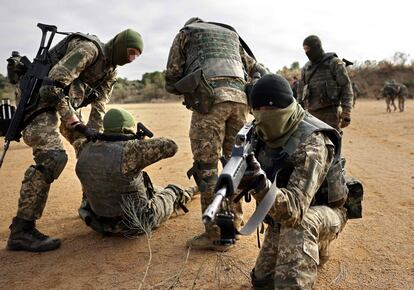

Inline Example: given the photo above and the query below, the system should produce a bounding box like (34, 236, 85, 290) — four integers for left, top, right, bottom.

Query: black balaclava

(303, 35, 324, 63)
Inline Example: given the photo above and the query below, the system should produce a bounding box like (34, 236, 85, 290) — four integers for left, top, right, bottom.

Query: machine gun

(202, 122, 280, 245)
(0, 23, 59, 168)
(202, 122, 256, 245)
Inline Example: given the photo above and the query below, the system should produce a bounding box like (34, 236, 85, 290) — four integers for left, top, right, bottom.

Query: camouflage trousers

(252, 206, 347, 289)
(189, 101, 248, 235)
(80, 184, 190, 235)
(308, 106, 341, 131)
(17, 110, 68, 221)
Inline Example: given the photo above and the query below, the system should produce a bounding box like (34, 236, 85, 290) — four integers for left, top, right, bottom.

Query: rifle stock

(0, 23, 58, 168)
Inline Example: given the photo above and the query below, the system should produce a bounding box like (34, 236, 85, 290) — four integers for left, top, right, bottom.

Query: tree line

(1, 52, 412, 103)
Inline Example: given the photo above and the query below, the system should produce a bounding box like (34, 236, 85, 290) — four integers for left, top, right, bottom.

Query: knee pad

(186, 161, 217, 193)
(34, 150, 68, 183)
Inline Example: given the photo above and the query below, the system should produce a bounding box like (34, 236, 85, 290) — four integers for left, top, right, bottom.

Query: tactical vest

(303, 53, 341, 110)
(182, 22, 245, 79)
(75, 141, 145, 217)
(256, 113, 347, 206)
(48, 33, 114, 87)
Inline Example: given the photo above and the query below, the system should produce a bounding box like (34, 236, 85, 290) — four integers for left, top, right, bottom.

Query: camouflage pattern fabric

(14, 36, 117, 222)
(75, 137, 193, 234)
(190, 101, 248, 233)
(397, 83, 408, 112)
(253, 206, 347, 289)
(308, 106, 341, 131)
(299, 55, 353, 129)
(17, 111, 65, 220)
(165, 23, 266, 237)
(380, 83, 399, 113)
(49, 37, 117, 129)
(165, 28, 258, 104)
(252, 132, 348, 288)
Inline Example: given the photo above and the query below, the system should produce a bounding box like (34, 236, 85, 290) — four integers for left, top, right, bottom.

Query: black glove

(238, 153, 268, 194)
(71, 121, 98, 141)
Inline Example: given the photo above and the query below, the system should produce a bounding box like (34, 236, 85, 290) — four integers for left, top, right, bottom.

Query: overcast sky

(0, 0, 413, 80)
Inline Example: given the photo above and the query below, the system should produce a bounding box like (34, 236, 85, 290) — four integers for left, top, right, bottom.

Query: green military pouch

(322, 81, 341, 104)
(174, 68, 215, 114)
(344, 177, 363, 219)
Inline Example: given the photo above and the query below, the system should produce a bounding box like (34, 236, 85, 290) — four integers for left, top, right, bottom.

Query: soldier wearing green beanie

(7, 27, 143, 253)
(75, 108, 199, 236)
(105, 29, 144, 66)
(299, 35, 354, 132)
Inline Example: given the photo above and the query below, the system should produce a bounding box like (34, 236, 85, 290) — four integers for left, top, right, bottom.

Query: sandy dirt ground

(0, 99, 413, 290)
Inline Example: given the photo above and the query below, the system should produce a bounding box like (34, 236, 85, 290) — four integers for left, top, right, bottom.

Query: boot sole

(7, 241, 61, 252)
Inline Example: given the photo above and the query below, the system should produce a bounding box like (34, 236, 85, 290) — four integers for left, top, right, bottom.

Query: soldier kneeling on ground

(239, 74, 362, 289)
(75, 108, 198, 235)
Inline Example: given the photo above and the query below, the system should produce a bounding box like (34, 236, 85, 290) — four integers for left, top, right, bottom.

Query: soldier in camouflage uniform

(165, 17, 268, 251)
(7, 29, 144, 252)
(238, 75, 348, 289)
(75, 108, 198, 235)
(298, 35, 354, 131)
(352, 82, 360, 108)
(396, 82, 408, 112)
(379, 81, 399, 113)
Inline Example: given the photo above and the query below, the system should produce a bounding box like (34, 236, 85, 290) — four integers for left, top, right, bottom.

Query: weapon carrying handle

(36, 23, 58, 61)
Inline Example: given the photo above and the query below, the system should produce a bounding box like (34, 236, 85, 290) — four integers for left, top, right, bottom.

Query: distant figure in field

(378, 80, 400, 113)
(396, 83, 408, 112)
(352, 82, 360, 108)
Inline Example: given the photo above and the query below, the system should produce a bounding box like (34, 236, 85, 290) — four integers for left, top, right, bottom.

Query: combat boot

(7, 217, 61, 252)
(187, 220, 234, 252)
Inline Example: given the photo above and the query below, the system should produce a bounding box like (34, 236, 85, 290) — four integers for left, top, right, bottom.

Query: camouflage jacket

(75, 136, 178, 217)
(50, 37, 117, 130)
(254, 132, 336, 227)
(299, 53, 353, 113)
(165, 27, 261, 105)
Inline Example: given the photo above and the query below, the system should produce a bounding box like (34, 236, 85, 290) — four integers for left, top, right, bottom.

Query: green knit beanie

(103, 108, 136, 134)
(105, 29, 143, 66)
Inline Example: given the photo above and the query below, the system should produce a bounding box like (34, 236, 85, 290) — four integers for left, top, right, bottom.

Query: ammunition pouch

(344, 177, 363, 219)
(326, 157, 348, 207)
(321, 80, 341, 105)
(174, 69, 215, 114)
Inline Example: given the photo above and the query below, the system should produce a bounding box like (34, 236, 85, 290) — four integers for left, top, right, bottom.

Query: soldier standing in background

(298, 35, 354, 132)
(6, 28, 144, 252)
(165, 17, 268, 251)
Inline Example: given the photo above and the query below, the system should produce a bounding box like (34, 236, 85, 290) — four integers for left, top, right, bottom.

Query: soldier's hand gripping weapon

(202, 122, 278, 245)
(0, 23, 59, 168)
